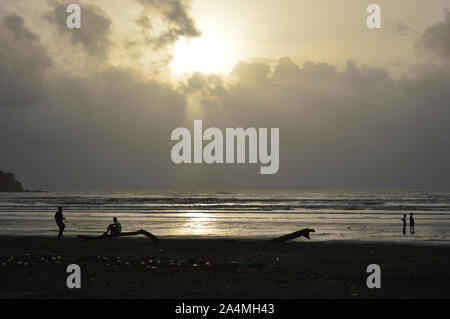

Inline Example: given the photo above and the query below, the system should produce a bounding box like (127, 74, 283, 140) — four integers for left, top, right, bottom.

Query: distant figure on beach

(103, 217, 122, 236)
(410, 213, 415, 234)
(54, 206, 65, 240)
(401, 214, 407, 234)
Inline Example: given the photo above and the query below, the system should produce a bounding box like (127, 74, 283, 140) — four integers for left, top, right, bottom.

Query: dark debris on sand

(1, 237, 449, 298)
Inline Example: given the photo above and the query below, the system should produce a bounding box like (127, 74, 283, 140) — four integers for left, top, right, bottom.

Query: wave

(1, 191, 450, 214)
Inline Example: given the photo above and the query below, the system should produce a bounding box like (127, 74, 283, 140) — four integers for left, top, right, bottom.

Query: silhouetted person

(401, 214, 407, 234)
(103, 217, 122, 236)
(54, 206, 65, 240)
(410, 213, 415, 234)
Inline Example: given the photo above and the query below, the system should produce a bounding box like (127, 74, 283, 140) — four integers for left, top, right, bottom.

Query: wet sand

(0, 236, 449, 298)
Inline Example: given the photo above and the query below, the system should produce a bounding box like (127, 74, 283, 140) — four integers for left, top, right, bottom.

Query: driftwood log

(77, 229, 159, 242)
(271, 228, 315, 242)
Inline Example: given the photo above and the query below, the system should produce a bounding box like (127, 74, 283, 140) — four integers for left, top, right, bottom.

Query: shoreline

(1, 234, 449, 246)
(1, 236, 449, 298)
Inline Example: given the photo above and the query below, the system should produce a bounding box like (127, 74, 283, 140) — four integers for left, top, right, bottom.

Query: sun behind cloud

(171, 30, 234, 75)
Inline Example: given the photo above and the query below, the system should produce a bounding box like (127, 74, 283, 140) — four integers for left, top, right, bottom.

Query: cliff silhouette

(0, 170, 25, 192)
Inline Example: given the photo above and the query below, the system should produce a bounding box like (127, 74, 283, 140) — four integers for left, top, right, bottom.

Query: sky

(0, 0, 450, 190)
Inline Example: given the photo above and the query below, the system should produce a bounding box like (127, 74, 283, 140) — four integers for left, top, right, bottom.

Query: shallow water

(0, 190, 449, 242)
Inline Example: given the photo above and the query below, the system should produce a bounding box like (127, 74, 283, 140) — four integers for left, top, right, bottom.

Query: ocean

(0, 190, 449, 243)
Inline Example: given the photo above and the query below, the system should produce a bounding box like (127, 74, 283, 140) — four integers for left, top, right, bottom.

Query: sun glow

(171, 31, 233, 75)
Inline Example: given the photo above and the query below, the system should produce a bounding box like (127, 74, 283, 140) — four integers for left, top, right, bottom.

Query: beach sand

(0, 236, 449, 299)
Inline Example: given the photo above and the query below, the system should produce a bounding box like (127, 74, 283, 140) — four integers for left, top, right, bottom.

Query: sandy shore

(0, 236, 449, 298)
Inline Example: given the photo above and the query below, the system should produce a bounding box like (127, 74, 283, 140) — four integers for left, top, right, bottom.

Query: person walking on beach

(410, 213, 415, 234)
(401, 214, 407, 234)
(55, 206, 65, 240)
(103, 217, 122, 236)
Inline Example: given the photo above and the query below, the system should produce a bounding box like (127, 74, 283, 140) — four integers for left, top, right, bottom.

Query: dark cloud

(1, 6, 450, 190)
(272, 57, 336, 88)
(3, 14, 39, 41)
(0, 13, 51, 107)
(136, 15, 152, 31)
(417, 10, 450, 59)
(178, 57, 450, 189)
(136, 0, 201, 48)
(0, 11, 187, 190)
(44, 1, 112, 58)
(0, 63, 188, 190)
(232, 61, 272, 85)
(180, 72, 228, 109)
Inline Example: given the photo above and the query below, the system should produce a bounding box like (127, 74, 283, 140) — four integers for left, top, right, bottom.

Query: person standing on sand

(410, 213, 415, 234)
(401, 214, 407, 234)
(54, 206, 65, 240)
